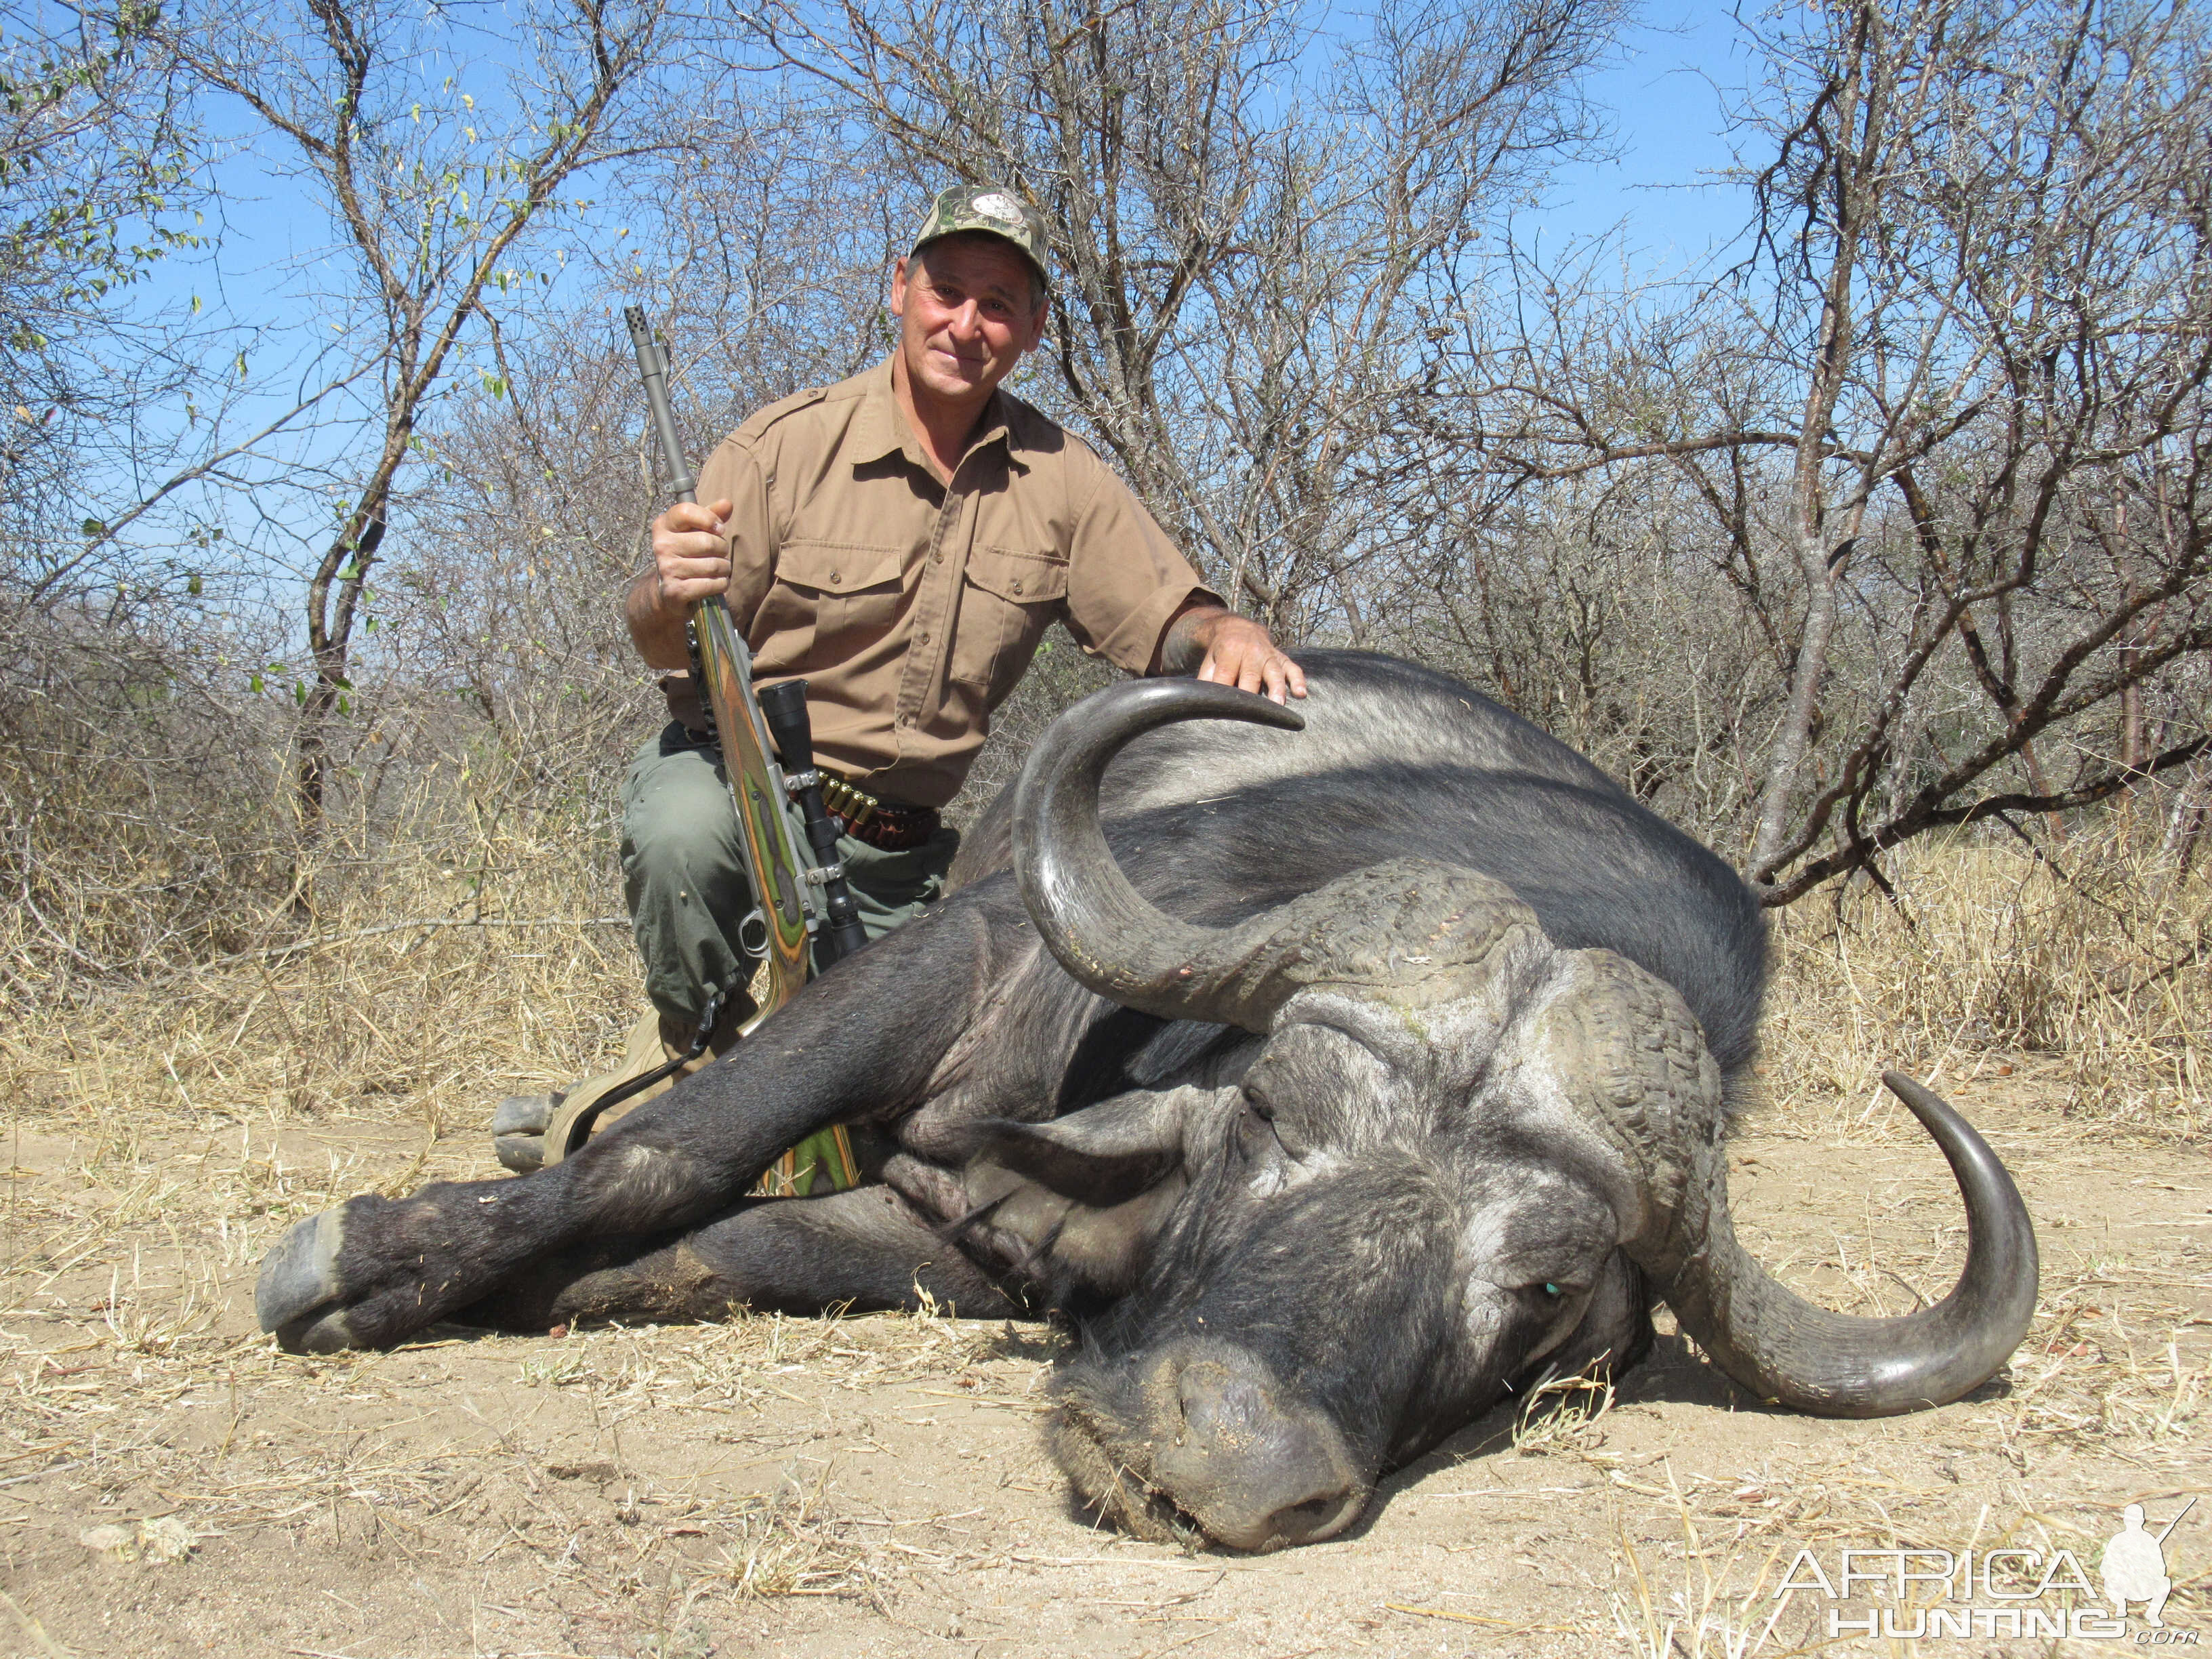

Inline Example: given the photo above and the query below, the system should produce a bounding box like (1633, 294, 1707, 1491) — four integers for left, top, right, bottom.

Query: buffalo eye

(1234, 1089, 1301, 1172)
(1232, 1094, 1272, 1157)
(1519, 1279, 1582, 1307)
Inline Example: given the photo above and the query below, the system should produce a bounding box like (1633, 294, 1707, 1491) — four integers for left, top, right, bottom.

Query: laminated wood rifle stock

(623, 306, 856, 1193)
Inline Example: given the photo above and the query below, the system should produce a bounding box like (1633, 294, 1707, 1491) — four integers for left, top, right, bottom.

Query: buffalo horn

(1645, 1071, 2039, 1416)
(1012, 678, 1315, 1029)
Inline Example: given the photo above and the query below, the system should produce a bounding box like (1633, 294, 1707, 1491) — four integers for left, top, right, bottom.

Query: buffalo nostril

(1265, 1488, 1358, 1547)
(1200, 1475, 1359, 1552)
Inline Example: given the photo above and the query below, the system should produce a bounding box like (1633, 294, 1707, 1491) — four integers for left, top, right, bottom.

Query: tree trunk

(1746, 0, 1879, 886)
(295, 475, 393, 836)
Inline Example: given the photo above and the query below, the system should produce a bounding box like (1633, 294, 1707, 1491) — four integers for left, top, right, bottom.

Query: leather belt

(680, 724, 941, 853)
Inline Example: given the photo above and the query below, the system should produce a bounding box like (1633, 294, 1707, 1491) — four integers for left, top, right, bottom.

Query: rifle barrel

(625, 307, 696, 503)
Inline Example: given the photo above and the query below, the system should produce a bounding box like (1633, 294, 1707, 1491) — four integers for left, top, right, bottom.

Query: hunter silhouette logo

(2104, 1498, 2192, 1629)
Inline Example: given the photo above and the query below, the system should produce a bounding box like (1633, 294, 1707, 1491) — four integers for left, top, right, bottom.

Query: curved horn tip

(1882, 1063, 2042, 1359)
(1657, 1065, 2041, 1420)
(1881, 1068, 1950, 1118)
(1880, 1069, 1993, 1147)
(1237, 689, 1306, 733)
(1154, 677, 1307, 733)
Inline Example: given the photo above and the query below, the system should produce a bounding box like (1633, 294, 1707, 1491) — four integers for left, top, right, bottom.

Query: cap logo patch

(972, 192, 1023, 226)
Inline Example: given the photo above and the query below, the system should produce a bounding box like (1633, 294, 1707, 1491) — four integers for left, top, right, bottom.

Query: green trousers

(620, 721, 960, 1030)
(619, 722, 959, 1196)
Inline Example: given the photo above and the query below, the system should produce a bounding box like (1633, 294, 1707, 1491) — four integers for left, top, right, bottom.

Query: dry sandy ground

(1, 1069, 2207, 1658)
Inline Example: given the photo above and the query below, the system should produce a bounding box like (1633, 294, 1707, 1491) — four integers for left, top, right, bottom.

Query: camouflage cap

(908, 184, 1052, 293)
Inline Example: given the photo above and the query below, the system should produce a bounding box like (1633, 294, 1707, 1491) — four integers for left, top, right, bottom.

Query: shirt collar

(853, 355, 1016, 480)
(849, 358, 913, 468)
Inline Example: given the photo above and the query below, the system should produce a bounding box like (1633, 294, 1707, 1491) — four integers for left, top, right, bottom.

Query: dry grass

(1510, 1358, 1618, 1459)
(0, 810, 641, 1148)
(1762, 823, 2209, 1138)
(1606, 1469, 1800, 1659)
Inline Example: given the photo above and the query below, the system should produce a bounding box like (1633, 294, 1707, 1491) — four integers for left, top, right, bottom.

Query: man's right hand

(648, 497, 735, 607)
(628, 497, 736, 668)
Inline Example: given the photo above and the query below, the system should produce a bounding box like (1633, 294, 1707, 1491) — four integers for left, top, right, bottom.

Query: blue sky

(165, 1, 1755, 331)
(117, 0, 1756, 609)
(1532, 1, 1752, 266)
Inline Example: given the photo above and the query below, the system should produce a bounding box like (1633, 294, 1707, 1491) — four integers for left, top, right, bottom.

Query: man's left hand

(1195, 614, 1307, 703)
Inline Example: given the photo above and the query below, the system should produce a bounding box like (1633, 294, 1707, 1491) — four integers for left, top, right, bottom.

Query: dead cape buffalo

(256, 651, 2038, 1552)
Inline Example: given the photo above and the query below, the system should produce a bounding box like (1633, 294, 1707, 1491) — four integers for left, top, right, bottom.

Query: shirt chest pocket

(759, 539, 908, 664)
(951, 546, 1069, 694)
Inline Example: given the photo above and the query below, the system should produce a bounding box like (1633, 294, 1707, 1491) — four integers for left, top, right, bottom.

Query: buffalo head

(968, 678, 2038, 1553)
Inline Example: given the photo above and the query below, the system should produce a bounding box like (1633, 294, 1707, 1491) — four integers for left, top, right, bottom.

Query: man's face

(890, 233, 1046, 409)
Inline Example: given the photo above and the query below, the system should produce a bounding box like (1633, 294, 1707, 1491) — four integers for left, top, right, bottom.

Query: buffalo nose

(1160, 1357, 1364, 1551)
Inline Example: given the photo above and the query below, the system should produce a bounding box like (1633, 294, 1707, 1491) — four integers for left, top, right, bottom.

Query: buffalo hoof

(255, 1208, 359, 1354)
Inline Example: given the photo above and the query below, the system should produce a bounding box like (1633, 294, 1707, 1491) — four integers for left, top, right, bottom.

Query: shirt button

(930, 552, 942, 565)
(918, 630, 930, 644)
(828, 571, 841, 585)
(897, 713, 913, 728)
(1010, 579, 1023, 594)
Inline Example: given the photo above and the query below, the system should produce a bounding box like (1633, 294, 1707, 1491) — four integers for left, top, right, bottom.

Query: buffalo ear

(961, 1086, 1213, 1298)
(968, 1168, 1189, 1299)
(970, 1085, 1199, 1206)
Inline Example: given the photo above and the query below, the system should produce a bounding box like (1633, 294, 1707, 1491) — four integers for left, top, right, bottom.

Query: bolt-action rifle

(627, 305, 812, 1010)
(539, 309, 869, 1186)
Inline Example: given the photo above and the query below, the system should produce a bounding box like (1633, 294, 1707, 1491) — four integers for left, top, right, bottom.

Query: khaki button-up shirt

(660, 359, 1221, 811)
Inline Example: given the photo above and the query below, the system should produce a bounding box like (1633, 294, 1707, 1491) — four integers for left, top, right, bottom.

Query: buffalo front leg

(255, 905, 1003, 1352)
(450, 1185, 1027, 1332)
